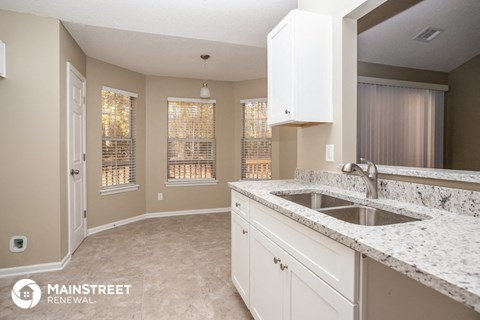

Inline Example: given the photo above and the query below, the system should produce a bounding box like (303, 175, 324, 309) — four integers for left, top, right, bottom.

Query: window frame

(166, 97, 218, 187)
(241, 98, 272, 180)
(100, 86, 139, 195)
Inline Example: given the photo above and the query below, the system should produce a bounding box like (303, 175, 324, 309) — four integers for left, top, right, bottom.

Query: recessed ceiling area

(0, 0, 297, 81)
(358, 0, 480, 72)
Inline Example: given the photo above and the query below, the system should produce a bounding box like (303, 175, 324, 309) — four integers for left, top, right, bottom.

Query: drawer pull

(235, 202, 241, 208)
(284, 109, 291, 115)
(273, 257, 281, 264)
(280, 263, 288, 271)
(242, 229, 248, 235)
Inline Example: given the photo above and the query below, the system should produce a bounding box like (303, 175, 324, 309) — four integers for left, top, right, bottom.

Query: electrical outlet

(157, 193, 163, 201)
(326, 144, 334, 162)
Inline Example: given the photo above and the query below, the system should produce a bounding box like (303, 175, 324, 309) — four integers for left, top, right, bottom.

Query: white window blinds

(101, 87, 137, 188)
(357, 82, 444, 168)
(241, 99, 272, 180)
(167, 98, 216, 182)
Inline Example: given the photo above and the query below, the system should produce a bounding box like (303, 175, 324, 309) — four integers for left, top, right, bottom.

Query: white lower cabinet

(231, 211, 250, 307)
(250, 228, 286, 320)
(231, 190, 359, 320)
(250, 228, 357, 320)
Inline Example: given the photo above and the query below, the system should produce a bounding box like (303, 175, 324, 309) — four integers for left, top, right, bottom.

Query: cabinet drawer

(231, 191, 250, 220)
(251, 200, 359, 302)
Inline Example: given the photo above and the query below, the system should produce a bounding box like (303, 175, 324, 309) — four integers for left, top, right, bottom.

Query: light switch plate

(326, 144, 334, 162)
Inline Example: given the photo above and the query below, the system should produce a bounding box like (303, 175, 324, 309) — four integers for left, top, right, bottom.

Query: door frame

(67, 62, 87, 256)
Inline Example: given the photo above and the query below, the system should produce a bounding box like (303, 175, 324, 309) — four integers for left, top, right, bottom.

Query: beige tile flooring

(0, 213, 253, 320)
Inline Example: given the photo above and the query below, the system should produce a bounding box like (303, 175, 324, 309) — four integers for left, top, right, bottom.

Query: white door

(68, 63, 86, 254)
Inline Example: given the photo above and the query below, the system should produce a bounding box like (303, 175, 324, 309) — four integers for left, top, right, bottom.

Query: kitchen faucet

(341, 158, 378, 199)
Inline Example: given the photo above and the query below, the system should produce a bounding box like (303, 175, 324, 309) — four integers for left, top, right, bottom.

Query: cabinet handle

(284, 109, 291, 115)
(235, 202, 241, 208)
(280, 263, 288, 271)
(242, 229, 248, 235)
(273, 257, 281, 264)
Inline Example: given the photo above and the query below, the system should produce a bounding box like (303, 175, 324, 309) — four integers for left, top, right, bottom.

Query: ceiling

(1, 0, 479, 79)
(358, 0, 480, 72)
(0, 0, 297, 81)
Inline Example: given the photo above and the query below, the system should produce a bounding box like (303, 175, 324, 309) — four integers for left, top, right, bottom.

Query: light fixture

(200, 54, 211, 99)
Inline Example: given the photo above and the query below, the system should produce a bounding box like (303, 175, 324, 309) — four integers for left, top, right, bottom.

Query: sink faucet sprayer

(341, 158, 378, 199)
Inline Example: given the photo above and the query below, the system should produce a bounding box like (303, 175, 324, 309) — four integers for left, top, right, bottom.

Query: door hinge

(83, 210, 87, 219)
(83, 153, 86, 161)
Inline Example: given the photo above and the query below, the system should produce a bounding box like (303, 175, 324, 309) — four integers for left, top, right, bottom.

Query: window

(241, 98, 272, 180)
(167, 98, 216, 185)
(101, 87, 138, 194)
(357, 80, 445, 168)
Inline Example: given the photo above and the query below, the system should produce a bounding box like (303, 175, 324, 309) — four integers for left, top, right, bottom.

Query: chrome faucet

(341, 158, 378, 199)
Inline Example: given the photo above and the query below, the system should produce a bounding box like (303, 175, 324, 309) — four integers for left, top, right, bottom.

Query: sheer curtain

(357, 83, 444, 168)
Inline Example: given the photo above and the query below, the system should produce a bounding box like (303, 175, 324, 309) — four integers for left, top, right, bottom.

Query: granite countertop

(228, 179, 480, 312)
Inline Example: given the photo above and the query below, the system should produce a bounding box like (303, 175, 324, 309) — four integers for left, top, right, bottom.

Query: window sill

(100, 184, 140, 196)
(165, 180, 219, 187)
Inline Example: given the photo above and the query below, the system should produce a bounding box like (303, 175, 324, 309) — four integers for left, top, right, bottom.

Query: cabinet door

(231, 212, 250, 308)
(268, 13, 294, 125)
(250, 228, 286, 320)
(285, 253, 358, 320)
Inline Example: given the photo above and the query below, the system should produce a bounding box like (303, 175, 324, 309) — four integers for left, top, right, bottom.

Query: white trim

(0, 254, 71, 279)
(167, 97, 216, 104)
(357, 76, 448, 91)
(165, 180, 219, 187)
(146, 207, 230, 218)
(86, 214, 146, 236)
(102, 86, 138, 98)
(87, 207, 230, 236)
(240, 97, 267, 104)
(100, 184, 140, 196)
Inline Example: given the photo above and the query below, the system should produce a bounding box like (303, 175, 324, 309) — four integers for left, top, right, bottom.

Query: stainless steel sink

(319, 205, 421, 226)
(275, 193, 353, 209)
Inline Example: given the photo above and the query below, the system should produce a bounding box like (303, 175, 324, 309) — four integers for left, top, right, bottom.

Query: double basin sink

(275, 193, 421, 226)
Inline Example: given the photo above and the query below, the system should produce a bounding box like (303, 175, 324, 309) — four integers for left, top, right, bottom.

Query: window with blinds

(167, 98, 216, 183)
(242, 99, 272, 180)
(101, 87, 137, 189)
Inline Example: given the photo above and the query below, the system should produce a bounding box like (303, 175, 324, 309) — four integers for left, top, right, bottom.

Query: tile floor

(0, 213, 253, 320)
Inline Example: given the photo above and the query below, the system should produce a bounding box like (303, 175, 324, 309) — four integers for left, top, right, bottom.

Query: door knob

(70, 169, 80, 176)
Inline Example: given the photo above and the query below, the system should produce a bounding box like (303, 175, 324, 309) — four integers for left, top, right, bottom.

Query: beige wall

(0, 10, 62, 267)
(444, 53, 480, 171)
(86, 58, 146, 228)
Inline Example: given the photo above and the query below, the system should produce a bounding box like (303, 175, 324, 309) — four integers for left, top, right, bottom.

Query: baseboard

(86, 214, 146, 236)
(0, 253, 71, 279)
(87, 207, 231, 236)
(1, 208, 230, 278)
(145, 207, 231, 218)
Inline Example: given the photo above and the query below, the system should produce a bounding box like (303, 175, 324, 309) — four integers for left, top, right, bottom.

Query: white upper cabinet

(267, 9, 333, 126)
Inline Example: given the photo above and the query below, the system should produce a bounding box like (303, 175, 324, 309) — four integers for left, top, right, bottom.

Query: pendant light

(200, 54, 211, 99)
